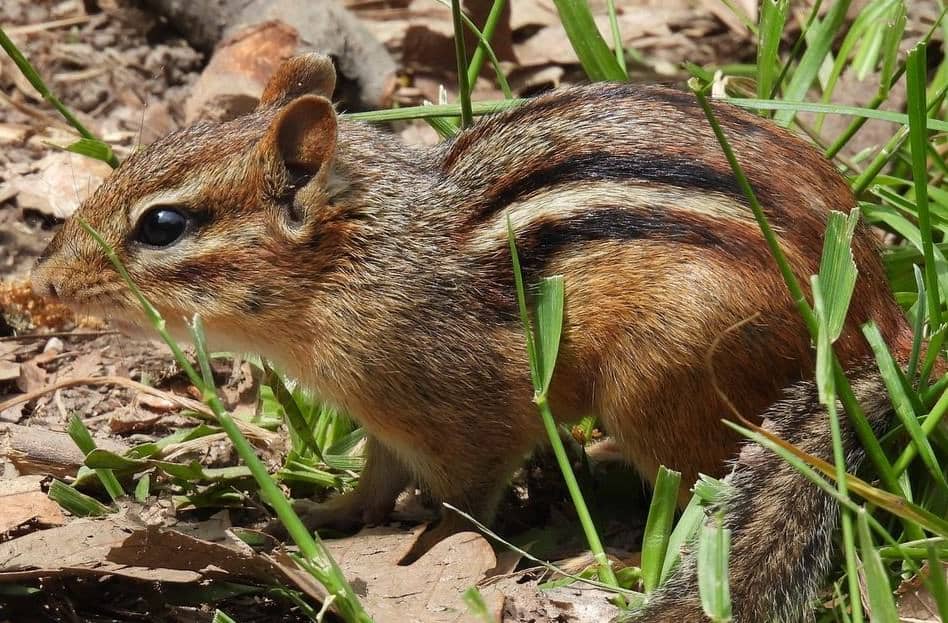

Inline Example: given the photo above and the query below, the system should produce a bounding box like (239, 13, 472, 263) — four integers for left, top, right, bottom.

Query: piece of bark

(184, 21, 300, 123)
(141, 0, 396, 111)
(0, 422, 128, 478)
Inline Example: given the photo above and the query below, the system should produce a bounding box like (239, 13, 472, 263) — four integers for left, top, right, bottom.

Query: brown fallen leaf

(896, 562, 948, 622)
(0, 491, 66, 535)
(0, 477, 65, 535)
(11, 151, 113, 220)
(322, 526, 504, 623)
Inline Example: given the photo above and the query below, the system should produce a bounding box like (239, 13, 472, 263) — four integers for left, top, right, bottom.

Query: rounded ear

(259, 53, 337, 109)
(265, 95, 337, 179)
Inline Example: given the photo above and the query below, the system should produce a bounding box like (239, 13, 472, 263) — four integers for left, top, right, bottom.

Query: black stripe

(466, 152, 747, 229)
(514, 207, 730, 272)
(474, 205, 758, 321)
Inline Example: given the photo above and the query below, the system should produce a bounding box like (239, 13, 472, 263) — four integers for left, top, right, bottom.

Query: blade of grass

(432, 0, 512, 99)
(507, 219, 621, 595)
(774, 0, 852, 127)
(723, 99, 948, 132)
(697, 513, 732, 622)
(863, 322, 948, 492)
(818, 210, 860, 341)
(551, 0, 627, 82)
(264, 363, 325, 460)
(48, 479, 111, 517)
(768, 0, 823, 98)
(906, 42, 941, 329)
(606, 0, 627, 77)
(907, 265, 927, 380)
(856, 512, 899, 623)
(757, 0, 789, 104)
(813, 274, 864, 623)
(640, 467, 681, 593)
(67, 415, 124, 502)
(925, 545, 948, 622)
(450, 0, 474, 128)
(0, 26, 118, 168)
(535, 276, 564, 394)
(660, 492, 708, 583)
(464, 0, 512, 98)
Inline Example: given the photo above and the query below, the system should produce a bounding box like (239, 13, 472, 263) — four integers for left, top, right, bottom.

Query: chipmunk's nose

(31, 252, 60, 300)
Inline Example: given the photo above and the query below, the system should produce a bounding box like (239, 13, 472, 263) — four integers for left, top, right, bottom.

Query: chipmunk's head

(33, 54, 353, 348)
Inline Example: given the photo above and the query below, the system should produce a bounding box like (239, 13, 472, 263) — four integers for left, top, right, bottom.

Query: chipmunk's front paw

(265, 491, 389, 539)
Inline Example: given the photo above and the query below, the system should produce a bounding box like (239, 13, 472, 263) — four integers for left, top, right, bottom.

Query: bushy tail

(631, 361, 893, 622)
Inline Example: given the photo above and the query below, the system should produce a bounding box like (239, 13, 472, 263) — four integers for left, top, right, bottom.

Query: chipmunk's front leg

(283, 436, 411, 533)
(398, 448, 521, 564)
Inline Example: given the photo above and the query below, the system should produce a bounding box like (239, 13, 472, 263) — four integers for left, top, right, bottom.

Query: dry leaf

(11, 151, 112, 220)
(0, 490, 66, 534)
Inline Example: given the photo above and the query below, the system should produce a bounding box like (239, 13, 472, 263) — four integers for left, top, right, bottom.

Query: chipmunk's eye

(137, 207, 188, 247)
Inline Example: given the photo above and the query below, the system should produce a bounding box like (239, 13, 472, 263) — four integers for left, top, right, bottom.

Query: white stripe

(467, 181, 761, 253)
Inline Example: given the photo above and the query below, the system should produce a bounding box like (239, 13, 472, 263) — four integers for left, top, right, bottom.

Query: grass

(3, 0, 948, 621)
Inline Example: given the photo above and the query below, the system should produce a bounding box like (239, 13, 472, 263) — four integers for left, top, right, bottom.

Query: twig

(7, 16, 91, 36)
(0, 374, 278, 446)
(0, 330, 118, 343)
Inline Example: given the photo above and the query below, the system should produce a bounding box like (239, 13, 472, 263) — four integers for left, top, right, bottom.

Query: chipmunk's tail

(629, 360, 894, 623)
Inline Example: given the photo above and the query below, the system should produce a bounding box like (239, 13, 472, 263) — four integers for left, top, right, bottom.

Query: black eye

(137, 207, 188, 247)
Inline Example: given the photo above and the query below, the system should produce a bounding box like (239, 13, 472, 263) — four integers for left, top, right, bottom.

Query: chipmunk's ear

(259, 53, 337, 108)
(265, 94, 337, 182)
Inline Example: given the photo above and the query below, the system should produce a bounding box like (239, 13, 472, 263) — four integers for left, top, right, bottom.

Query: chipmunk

(32, 54, 913, 622)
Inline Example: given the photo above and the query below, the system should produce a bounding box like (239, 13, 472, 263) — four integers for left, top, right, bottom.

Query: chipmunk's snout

(31, 249, 62, 300)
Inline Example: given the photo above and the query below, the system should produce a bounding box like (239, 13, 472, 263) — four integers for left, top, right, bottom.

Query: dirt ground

(0, 1, 944, 622)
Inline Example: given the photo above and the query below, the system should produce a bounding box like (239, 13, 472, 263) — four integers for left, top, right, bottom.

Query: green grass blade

(856, 512, 899, 623)
(463, 0, 513, 98)
(698, 514, 732, 622)
(265, 363, 325, 460)
(450, 0, 474, 128)
(462, 587, 493, 623)
(724, 98, 948, 132)
(812, 275, 835, 404)
(757, 0, 789, 103)
(660, 492, 707, 583)
(907, 264, 927, 380)
(507, 220, 621, 595)
(134, 472, 150, 502)
(640, 467, 681, 593)
(863, 322, 948, 491)
(535, 276, 565, 395)
(67, 415, 125, 501)
(606, 0, 627, 77)
(506, 216, 540, 389)
(347, 98, 523, 123)
(551, 0, 627, 82)
(818, 209, 860, 342)
(925, 545, 948, 622)
(65, 138, 116, 165)
(48, 479, 111, 517)
(906, 42, 941, 329)
(774, 0, 852, 126)
(0, 26, 118, 167)
(879, 2, 907, 87)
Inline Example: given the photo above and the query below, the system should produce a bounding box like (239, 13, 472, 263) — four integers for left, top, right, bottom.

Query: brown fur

(32, 54, 911, 621)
